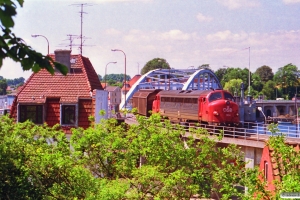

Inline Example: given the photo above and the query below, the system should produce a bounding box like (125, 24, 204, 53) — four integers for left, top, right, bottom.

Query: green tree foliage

(215, 68, 228, 83)
(6, 77, 24, 86)
(141, 58, 170, 75)
(261, 80, 276, 100)
(198, 64, 211, 70)
(71, 114, 248, 199)
(223, 79, 243, 96)
(221, 68, 250, 90)
(102, 73, 131, 88)
(5, 112, 300, 199)
(0, 0, 68, 75)
(273, 63, 299, 99)
(255, 65, 274, 83)
(0, 79, 7, 95)
(0, 116, 98, 199)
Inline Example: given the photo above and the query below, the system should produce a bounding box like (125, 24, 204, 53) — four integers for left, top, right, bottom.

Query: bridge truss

(120, 68, 222, 109)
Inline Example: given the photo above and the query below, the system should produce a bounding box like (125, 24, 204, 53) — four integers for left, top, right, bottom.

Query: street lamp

(31, 34, 49, 55)
(248, 47, 251, 96)
(111, 49, 127, 110)
(258, 107, 266, 124)
(105, 62, 117, 89)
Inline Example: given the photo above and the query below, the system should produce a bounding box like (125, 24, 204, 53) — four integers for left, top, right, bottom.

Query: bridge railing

(183, 122, 300, 141)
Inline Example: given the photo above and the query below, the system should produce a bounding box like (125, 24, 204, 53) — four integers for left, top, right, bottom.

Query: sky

(2, 0, 300, 80)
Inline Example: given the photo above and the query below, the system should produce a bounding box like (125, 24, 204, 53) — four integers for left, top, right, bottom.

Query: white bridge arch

(120, 68, 222, 109)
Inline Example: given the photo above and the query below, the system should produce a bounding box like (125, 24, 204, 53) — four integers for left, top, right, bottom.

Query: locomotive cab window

(224, 92, 234, 101)
(208, 92, 222, 102)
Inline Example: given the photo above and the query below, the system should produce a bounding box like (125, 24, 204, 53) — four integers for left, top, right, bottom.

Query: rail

(178, 122, 300, 141)
(125, 116, 300, 141)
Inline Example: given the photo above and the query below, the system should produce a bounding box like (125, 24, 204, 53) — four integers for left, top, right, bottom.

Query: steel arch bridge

(120, 68, 222, 109)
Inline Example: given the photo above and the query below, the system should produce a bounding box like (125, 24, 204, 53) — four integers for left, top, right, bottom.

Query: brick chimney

(54, 49, 71, 73)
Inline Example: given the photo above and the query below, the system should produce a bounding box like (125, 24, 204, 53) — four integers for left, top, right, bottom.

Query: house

(0, 93, 16, 115)
(105, 86, 121, 116)
(10, 49, 104, 134)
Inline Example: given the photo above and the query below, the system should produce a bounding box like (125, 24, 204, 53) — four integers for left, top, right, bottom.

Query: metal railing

(182, 122, 300, 141)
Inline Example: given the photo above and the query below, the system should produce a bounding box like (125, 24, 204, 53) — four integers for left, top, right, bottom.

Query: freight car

(133, 89, 240, 126)
(132, 89, 163, 117)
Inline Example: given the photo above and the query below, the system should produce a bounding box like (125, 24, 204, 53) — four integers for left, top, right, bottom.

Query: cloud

(160, 30, 191, 41)
(196, 13, 213, 22)
(282, 0, 300, 4)
(217, 0, 260, 10)
(206, 30, 248, 41)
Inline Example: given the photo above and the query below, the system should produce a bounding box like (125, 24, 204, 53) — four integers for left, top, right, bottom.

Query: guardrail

(185, 122, 300, 141)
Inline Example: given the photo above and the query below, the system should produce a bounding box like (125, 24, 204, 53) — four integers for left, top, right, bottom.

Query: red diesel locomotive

(132, 89, 240, 126)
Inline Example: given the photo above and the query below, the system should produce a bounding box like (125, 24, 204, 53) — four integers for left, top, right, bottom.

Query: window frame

(60, 104, 78, 126)
(18, 104, 44, 124)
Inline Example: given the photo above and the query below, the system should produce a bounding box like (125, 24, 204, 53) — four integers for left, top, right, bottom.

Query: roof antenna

(70, 3, 93, 55)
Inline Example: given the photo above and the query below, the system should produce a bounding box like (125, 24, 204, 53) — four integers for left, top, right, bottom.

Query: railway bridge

(121, 68, 221, 109)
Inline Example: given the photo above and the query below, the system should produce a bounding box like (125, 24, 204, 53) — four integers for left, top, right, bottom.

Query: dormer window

(60, 104, 78, 126)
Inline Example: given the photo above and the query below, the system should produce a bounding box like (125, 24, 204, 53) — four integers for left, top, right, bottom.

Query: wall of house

(78, 99, 93, 129)
(259, 147, 276, 192)
(46, 98, 60, 126)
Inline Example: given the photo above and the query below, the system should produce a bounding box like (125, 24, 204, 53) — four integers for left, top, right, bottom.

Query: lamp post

(105, 62, 117, 89)
(258, 106, 267, 134)
(248, 47, 251, 96)
(31, 34, 49, 55)
(111, 49, 127, 110)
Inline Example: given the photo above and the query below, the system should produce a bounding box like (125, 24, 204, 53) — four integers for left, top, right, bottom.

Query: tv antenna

(70, 3, 93, 54)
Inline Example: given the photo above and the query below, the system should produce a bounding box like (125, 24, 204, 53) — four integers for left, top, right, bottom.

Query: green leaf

(54, 62, 68, 75)
(32, 63, 41, 73)
(0, 5, 16, 28)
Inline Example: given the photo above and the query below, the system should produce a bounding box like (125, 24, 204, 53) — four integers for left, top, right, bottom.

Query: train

(132, 89, 240, 126)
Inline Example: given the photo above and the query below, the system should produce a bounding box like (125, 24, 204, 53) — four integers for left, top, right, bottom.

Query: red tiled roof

(15, 54, 103, 104)
(122, 74, 141, 91)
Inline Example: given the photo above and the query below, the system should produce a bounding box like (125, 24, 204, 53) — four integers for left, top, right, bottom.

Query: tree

(0, 116, 99, 199)
(221, 68, 250, 92)
(71, 113, 249, 199)
(273, 63, 299, 99)
(215, 68, 228, 83)
(0, 1, 68, 75)
(6, 77, 25, 86)
(223, 79, 243, 96)
(198, 64, 211, 70)
(141, 58, 170, 75)
(0, 79, 7, 95)
(255, 65, 274, 83)
(261, 80, 276, 100)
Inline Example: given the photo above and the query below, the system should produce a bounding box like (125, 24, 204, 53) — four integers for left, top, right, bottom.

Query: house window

(62, 105, 76, 125)
(264, 161, 268, 181)
(19, 105, 43, 124)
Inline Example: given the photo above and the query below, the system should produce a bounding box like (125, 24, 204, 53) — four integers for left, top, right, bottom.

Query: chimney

(54, 49, 72, 73)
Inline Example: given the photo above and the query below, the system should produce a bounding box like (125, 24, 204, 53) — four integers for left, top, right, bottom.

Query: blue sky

(2, 0, 300, 80)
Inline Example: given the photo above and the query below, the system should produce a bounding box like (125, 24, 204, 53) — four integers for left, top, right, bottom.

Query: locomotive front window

(208, 92, 222, 102)
(224, 92, 234, 101)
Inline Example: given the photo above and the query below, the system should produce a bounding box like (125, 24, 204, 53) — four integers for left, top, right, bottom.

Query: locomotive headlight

(236, 113, 239, 116)
(213, 111, 219, 116)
